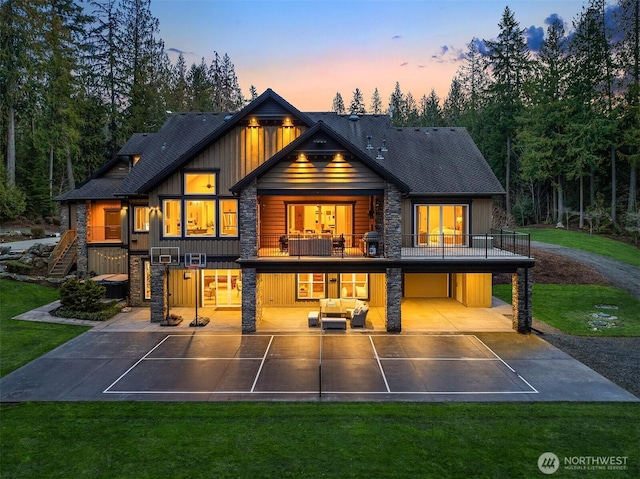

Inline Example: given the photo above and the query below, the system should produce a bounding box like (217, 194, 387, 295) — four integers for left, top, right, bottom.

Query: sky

(151, 0, 594, 111)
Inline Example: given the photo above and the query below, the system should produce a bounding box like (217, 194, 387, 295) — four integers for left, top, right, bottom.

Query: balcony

(87, 225, 122, 244)
(257, 231, 530, 259)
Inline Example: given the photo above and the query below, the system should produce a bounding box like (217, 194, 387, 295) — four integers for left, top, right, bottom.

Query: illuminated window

(220, 199, 238, 237)
(185, 200, 216, 237)
(415, 204, 468, 246)
(340, 273, 368, 299)
(133, 207, 150, 232)
(143, 261, 151, 300)
(185, 173, 216, 195)
(163, 199, 181, 237)
(286, 203, 353, 235)
(133, 155, 141, 165)
(297, 273, 325, 299)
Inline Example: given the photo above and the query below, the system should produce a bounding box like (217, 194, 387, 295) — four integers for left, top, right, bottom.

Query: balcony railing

(402, 231, 531, 258)
(259, 234, 373, 258)
(87, 225, 122, 243)
(258, 231, 530, 259)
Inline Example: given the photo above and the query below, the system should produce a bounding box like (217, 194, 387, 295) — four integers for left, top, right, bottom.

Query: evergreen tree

(389, 82, 405, 126)
(167, 53, 188, 112)
(188, 58, 212, 111)
(443, 77, 465, 126)
(332, 92, 345, 114)
(455, 38, 490, 135)
(249, 85, 259, 101)
(349, 88, 366, 115)
(484, 6, 531, 216)
(420, 89, 443, 126)
(370, 88, 383, 114)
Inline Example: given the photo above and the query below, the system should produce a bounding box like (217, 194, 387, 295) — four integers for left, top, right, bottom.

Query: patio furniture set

(307, 298, 370, 330)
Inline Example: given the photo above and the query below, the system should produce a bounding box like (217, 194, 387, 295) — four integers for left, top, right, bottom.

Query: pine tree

(188, 58, 212, 111)
(420, 89, 442, 126)
(443, 77, 465, 126)
(370, 88, 383, 114)
(404, 92, 419, 126)
(349, 88, 366, 115)
(389, 82, 405, 126)
(249, 85, 259, 101)
(167, 53, 188, 112)
(484, 6, 531, 216)
(332, 92, 345, 114)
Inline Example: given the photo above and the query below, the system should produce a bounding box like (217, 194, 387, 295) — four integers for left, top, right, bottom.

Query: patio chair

(350, 304, 369, 328)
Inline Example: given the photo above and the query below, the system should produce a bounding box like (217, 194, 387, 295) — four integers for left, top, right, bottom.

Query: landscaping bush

(52, 301, 122, 321)
(31, 227, 45, 239)
(60, 278, 106, 312)
(5, 260, 35, 276)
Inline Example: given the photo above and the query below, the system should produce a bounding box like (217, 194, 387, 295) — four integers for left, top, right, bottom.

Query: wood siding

(88, 247, 128, 275)
(257, 156, 386, 191)
(471, 198, 492, 234)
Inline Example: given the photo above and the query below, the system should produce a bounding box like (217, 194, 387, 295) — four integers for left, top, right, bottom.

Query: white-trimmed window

(297, 273, 325, 299)
(133, 206, 150, 232)
(340, 273, 368, 299)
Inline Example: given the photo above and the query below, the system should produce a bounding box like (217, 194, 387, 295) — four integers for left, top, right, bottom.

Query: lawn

(519, 227, 640, 267)
(493, 284, 640, 336)
(0, 279, 90, 377)
(1, 401, 639, 478)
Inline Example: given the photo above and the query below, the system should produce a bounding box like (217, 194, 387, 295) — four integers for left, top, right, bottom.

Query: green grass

(1, 402, 638, 479)
(494, 284, 640, 336)
(519, 227, 640, 267)
(0, 279, 90, 377)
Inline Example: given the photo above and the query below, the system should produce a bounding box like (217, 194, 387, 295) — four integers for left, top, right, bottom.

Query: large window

(287, 203, 352, 235)
(160, 172, 238, 238)
(415, 204, 467, 246)
(297, 273, 326, 299)
(133, 206, 150, 232)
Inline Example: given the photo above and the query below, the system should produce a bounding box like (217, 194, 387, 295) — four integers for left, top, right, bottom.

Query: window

(415, 204, 467, 246)
(220, 199, 238, 237)
(163, 199, 181, 237)
(143, 261, 151, 300)
(185, 200, 215, 237)
(185, 173, 216, 195)
(297, 273, 325, 299)
(286, 203, 352, 235)
(340, 273, 369, 299)
(133, 207, 150, 232)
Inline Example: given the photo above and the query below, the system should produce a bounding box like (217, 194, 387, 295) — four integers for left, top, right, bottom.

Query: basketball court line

(103, 334, 538, 396)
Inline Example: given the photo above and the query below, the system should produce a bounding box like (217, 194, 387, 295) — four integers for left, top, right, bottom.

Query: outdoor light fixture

(366, 135, 373, 149)
(282, 117, 294, 128)
(248, 117, 260, 128)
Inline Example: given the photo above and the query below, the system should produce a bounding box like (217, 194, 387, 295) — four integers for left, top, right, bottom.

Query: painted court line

(104, 334, 538, 396)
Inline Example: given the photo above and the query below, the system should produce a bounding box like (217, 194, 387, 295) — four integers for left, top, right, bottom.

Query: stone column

(241, 268, 257, 332)
(386, 267, 402, 332)
(239, 180, 258, 332)
(150, 264, 166, 323)
(76, 202, 88, 278)
(59, 202, 70, 232)
(512, 267, 533, 333)
(129, 255, 142, 306)
(383, 182, 402, 258)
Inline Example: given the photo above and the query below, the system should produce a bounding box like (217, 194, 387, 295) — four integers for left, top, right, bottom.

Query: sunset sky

(151, 0, 594, 111)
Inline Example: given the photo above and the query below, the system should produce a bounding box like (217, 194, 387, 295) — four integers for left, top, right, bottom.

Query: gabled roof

(230, 120, 410, 194)
(55, 155, 130, 201)
(307, 113, 505, 196)
(116, 88, 316, 196)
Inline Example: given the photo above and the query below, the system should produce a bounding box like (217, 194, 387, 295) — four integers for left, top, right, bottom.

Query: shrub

(31, 227, 45, 239)
(5, 260, 34, 276)
(60, 278, 106, 312)
(52, 300, 121, 321)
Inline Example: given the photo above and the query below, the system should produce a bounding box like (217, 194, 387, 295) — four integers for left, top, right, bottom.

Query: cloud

(525, 25, 545, 52)
(472, 38, 488, 56)
(392, 35, 401, 40)
(167, 47, 193, 55)
(431, 44, 465, 63)
(545, 13, 565, 28)
(400, 61, 408, 67)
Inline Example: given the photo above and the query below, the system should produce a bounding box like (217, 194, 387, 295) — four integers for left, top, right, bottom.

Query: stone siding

(512, 267, 533, 333)
(383, 183, 402, 258)
(385, 267, 402, 332)
(76, 202, 88, 277)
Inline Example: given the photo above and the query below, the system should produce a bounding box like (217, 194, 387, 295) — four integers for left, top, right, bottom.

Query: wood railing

(47, 229, 76, 276)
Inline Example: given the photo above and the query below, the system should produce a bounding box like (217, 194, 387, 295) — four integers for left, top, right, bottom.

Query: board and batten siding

(471, 198, 492, 235)
(88, 247, 128, 275)
(257, 157, 385, 192)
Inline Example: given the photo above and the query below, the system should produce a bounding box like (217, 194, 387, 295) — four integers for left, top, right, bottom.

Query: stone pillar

(76, 202, 88, 277)
(386, 267, 402, 332)
(241, 268, 257, 332)
(129, 255, 142, 306)
(383, 182, 402, 258)
(239, 180, 258, 258)
(150, 264, 166, 323)
(512, 267, 533, 333)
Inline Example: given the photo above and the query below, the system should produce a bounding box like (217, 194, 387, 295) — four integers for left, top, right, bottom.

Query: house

(54, 89, 534, 333)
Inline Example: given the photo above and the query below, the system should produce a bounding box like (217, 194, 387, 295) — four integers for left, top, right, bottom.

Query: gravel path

(530, 241, 640, 398)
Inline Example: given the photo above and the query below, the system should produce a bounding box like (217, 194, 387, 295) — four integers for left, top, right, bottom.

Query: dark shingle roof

(307, 113, 504, 196)
(118, 133, 155, 156)
(116, 112, 228, 195)
(55, 177, 125, 201)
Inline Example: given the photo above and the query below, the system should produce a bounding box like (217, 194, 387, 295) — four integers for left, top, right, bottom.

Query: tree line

(332, 1, 639, 235)
(1, 0, 638, 238)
